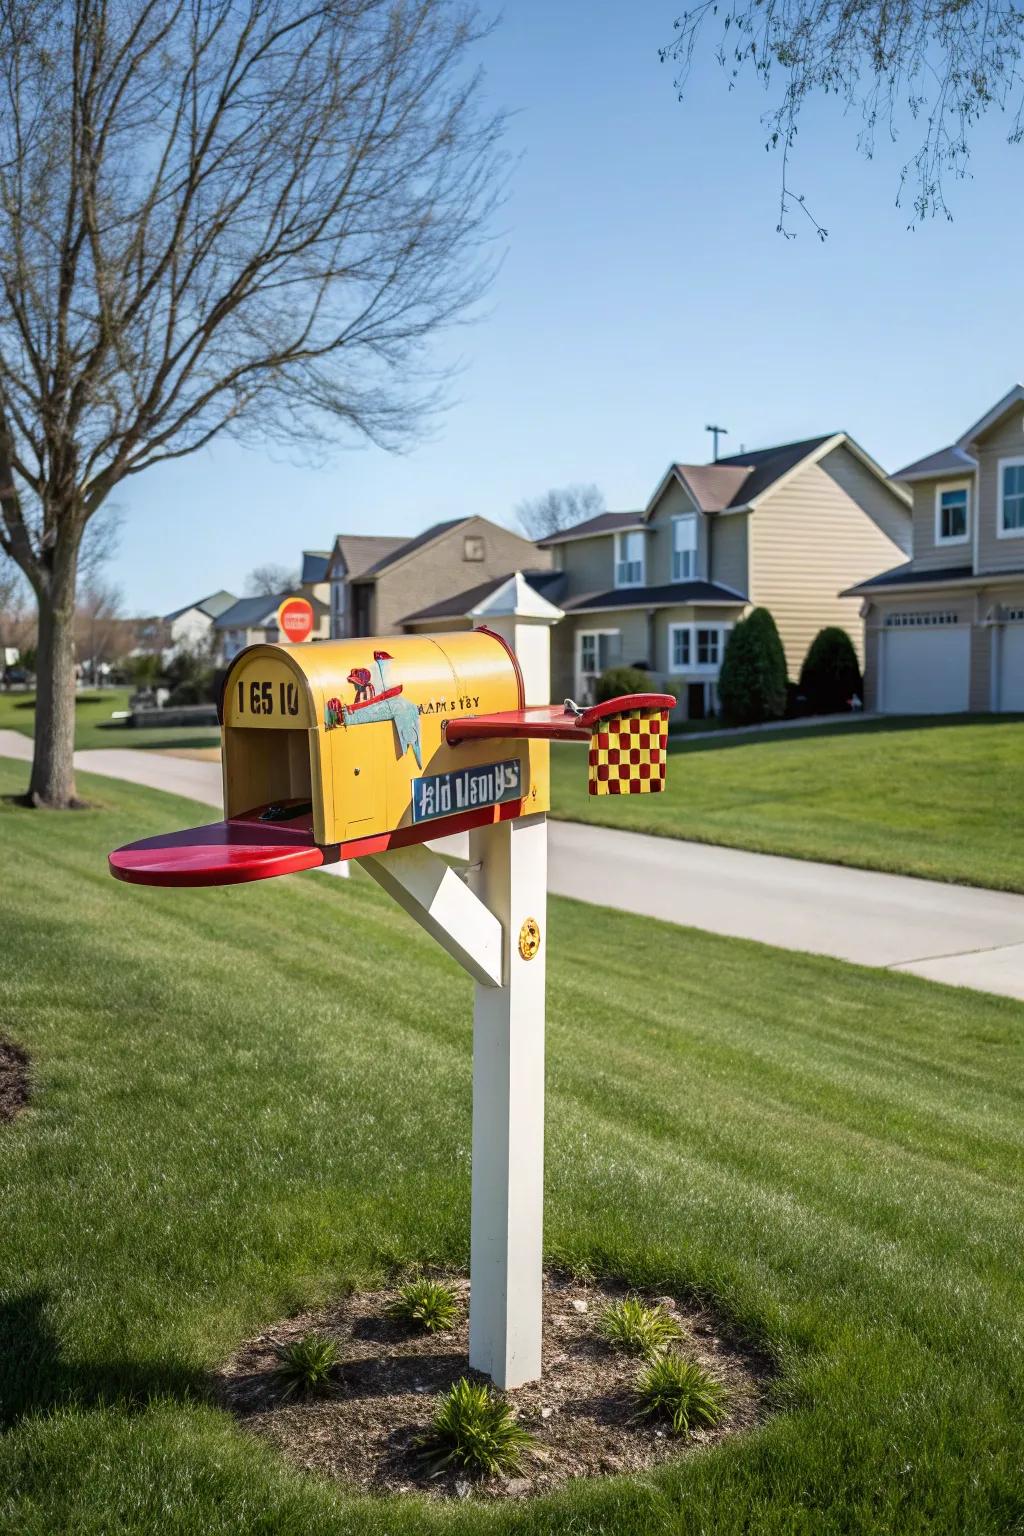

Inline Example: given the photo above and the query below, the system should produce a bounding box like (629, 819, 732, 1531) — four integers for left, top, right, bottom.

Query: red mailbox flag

(276, 597, 315, 643)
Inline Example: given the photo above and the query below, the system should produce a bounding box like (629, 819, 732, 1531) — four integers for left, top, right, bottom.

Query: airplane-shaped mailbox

(109, 627, 673, 1388)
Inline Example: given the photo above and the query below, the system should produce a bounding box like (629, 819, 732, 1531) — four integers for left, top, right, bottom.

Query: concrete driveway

(4, 729, 1024, 1002)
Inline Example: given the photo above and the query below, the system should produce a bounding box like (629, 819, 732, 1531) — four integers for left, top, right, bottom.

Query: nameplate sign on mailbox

(412, 760, 521, 824)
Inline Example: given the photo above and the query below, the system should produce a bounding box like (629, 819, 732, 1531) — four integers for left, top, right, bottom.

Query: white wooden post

(467, 810, 548, 1388)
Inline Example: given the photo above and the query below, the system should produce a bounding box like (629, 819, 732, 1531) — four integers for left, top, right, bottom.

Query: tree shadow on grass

(0, 1291, 207, 1430)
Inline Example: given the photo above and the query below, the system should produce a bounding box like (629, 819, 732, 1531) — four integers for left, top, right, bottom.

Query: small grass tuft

(387, 1278, 459, 1334)
(417, 1377, 536, 1477)
(271, 1333, 341, 1399)
(633, 1353, 729, 1436)
(599, 1294, 683, 1358)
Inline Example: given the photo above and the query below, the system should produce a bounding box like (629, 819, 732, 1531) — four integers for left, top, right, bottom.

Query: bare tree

(75, 576, 124, 684)
(662, 0, 1024, 233)
(0, 556, 31, 665)
(0, 0, 504, 806)
(516, 483, 605, 540)
(246, 563, 299, 596)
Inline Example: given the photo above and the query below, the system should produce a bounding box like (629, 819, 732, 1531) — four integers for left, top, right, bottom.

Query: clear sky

(110, 0, 1021, 614)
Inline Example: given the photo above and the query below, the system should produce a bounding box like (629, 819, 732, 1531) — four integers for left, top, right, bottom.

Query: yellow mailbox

(221, 628, 548, 856)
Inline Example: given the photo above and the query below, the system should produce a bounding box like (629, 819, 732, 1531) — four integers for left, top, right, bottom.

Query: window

(935, 484, 969, 544)
(614, 530, 644, 587)
(330, 578, 346, 638)
(670, 626, 690, 668)
(668, 623, 730, 672)
(884, 612, 959, 627)
(463, 535, 485, 561)
(696, 627, 721, 666)
(999, 458, 1024, 537)
(672, 515, 697, 581)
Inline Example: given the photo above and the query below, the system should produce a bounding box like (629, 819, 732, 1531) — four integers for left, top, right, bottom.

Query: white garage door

(998, 625, 1024, 712)
(881, 626, 970, 714)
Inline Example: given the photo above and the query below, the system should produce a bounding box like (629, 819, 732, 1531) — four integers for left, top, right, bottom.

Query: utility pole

(705, 423, 729, 462)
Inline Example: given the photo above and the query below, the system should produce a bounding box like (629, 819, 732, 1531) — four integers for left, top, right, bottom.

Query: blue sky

(111, 0, 1020, 614)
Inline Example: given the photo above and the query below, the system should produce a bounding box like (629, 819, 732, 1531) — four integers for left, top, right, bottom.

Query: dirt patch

(0, 1040, 30, 1122)
(217, 1271, 769, 1499)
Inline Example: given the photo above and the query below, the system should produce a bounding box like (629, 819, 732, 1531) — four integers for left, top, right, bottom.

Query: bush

(271, 1333, 341, 1398)
(798, 626, 863, 714)
(416, 1378, 535, 1477)
(717, 608, 788, 725)
(386, 1279, 459, 1334)
(594, 665, 652, 704)
(632, 1353, 729, 1437)
(599, 1295, 683, 1358)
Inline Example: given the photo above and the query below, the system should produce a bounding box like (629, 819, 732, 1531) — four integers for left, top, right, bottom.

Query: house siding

(908, 479, 974, 572)
(748, 445, 910, 673)
(553, 534, 615, 599)
(373, 517, 549, 634)
(709, 514, 748, 594)
(645, 478, 705, 586)
(973, 409, 1024, 572)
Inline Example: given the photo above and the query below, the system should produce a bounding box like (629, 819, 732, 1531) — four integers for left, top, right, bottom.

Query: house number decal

(236, 679, 301, 716)
(411, 759, 521, 824)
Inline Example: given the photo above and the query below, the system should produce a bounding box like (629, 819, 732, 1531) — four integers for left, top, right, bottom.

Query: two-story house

(325, 516, 550, 638)
(162, 590, 237, 657)
(544, 435, 911, 716)
(213, 550, 332, 662)
(846, 385, 1024, 714)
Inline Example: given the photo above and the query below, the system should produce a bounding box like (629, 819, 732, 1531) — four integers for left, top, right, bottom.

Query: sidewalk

(4, 728, 1024, 1003)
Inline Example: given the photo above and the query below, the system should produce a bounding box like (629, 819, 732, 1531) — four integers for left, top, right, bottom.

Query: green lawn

(1, 763, 1022, 1533)
(551, 715, 1024, 892)
(0, 688, 221, 753)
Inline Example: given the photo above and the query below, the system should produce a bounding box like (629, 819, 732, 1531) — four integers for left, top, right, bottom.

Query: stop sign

(276, 596, 315, 643)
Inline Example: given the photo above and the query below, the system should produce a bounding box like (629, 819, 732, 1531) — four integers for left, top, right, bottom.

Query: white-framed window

(578, 629, 622, 677)
(884, 611, 959, 627)
(672, 515, 698, 581)
(330, 578, 346, 638)
(668, 622, 731, 672)
(614, 530, 644, 587)
(934, 483, 970, 545)
(1006, 608, 1024, 621)
(998, 457, 1024, 537)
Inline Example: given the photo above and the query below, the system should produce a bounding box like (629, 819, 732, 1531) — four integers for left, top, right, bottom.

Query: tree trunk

(28, 541, 80, 809)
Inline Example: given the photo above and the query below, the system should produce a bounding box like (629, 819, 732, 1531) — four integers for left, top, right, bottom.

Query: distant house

(213, 589, 330, 663)
(325, 517, 551, 638)
(542, 435, 911, 717)
(845, 384, 1024, 714)
(162, 590, 237, 656)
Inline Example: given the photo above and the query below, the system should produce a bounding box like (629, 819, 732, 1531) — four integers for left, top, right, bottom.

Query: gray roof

(164, 589, 237, 622)
(538, 512, 644, 546)
(301, 550, 331, 585)
(401, 570, 567, 624)
(561, 581, 746, 613)
(708, 435, 836, 506)
(214, 591, 328, 629)
(362, 518, 468, 575)
(842, 562, 976, 595)
(893, 445, 976, 481)
(332, 534, 406, 581)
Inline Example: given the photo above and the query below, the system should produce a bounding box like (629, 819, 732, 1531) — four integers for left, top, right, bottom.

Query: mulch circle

(0, 1039, 30, 1123)
(217, 1271, 770, 1499)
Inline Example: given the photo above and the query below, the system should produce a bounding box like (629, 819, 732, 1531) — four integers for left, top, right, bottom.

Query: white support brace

(362, 843, 503, 989)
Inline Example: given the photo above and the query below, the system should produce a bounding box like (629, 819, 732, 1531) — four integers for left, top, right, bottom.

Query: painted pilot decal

(323, 650, 423, 768)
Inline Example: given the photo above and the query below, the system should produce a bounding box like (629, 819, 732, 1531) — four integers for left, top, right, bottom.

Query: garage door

(998, 625, 1024, 711)
(881, 626, 970, 714)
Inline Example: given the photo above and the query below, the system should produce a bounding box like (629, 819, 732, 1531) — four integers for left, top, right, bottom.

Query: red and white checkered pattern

(588, 709, 668, 795)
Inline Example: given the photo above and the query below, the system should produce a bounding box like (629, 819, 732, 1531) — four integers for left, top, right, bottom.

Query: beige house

(543, 435, 911, 717)
(846, 384, 1024, 714)
(325, 516, 550, 638)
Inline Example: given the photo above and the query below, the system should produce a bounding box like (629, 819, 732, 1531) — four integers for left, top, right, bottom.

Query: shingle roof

(362, 518, 469, 575)
(842, 562, 976, 595)
(537, 512, 644, 546)
(892, 445, 976, 481)
(670, 464, 756, 513)
(300, 551, 331, 585)
(710, 434, 836, 505)
(164, 589, 237, 622)
(214, 591, 328, 629)
(561, 581, 746, 613)
(401, 570, 567, 623)
(332, 534, 407, 580)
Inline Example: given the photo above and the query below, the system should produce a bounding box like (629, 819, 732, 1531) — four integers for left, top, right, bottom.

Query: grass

(271, 1334, 341, 1399)
(0, 687, 221, 753)
(0, 762, 1022, 1533)
(632, 1355, 729, 1437)
(551, 713, 1024, 891)
(416, 1379, 535, 1478)
(387, 1279, 459, 1334)
(598, 1296, 682, 1358)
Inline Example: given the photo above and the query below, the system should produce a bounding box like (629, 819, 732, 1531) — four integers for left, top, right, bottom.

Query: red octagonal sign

(276, 596, 315, 643)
